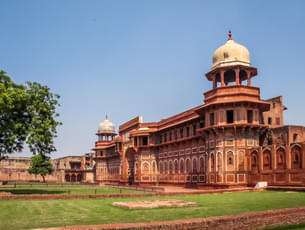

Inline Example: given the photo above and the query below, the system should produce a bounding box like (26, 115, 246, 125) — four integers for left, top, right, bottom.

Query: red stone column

(220, 70, 224, 87)
(121, 152, 127, 183)
(301, 143, 305, 169)
(286, 145, 291, 170)
(213, 75, 217, 89)
(272, 144, 276, 170)
(259, 147, 263, 172)
(247, 71, 251, 86)
(235, 68, 240, 85)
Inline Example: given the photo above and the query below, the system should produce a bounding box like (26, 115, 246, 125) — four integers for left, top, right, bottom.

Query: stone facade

(0, 153, 95, 183)
(93, 32, 305, 187)
(1, 32, 305, 187)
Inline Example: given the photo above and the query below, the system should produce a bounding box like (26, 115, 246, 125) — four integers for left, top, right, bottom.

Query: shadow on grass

(264, 222, 305, 230)
(0, 189, 66, 195)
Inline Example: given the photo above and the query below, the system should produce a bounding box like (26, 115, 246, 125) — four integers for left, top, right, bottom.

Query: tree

(28, 153, 53, 182)
(0, 70, 61, 160)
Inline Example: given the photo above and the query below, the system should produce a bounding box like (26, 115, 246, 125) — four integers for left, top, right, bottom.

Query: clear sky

(1, 0, 305, 158)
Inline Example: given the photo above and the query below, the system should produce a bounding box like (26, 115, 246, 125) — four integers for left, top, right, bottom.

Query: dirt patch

(112, 199, 198, 209)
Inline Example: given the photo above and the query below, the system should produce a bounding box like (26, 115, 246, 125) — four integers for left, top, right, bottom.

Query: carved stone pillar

(272, 144, 276, 170)
(247, 71, 251, 86)
(213, 75, 217, 89)
(259, 147, 263, 172)
(235, 68, 240, 85)
(220, 70, 224, 87)
(286, 145, 291, 169)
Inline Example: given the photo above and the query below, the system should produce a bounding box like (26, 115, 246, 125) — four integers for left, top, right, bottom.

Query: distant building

(0, 154, 95, 183)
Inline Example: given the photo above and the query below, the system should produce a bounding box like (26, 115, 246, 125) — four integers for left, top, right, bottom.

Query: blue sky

(1, 0, 305, 158)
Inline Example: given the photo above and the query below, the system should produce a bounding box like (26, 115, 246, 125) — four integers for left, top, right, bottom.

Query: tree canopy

(0, 70, 61, 159)
(28, 153, 53, 182)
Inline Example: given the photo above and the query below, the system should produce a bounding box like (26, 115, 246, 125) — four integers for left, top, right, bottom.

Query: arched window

(251, 152, 258, 171)
(193, 158, 198, 173)
(174, 160, 179, 174)
(169, 161, 173, 174)
(276, 148, 285, 169)
(164, 161, 168, 174)
(159, 162, 163, 174)
(186, 159, 191, 174)
(142, 162, 149, 174)
(226, 151, 234, 171)
(291, 146, 302, 169)
(263, 149, 272, 170)
(200, 157, 205, 173)
(180, 159, 184, 174)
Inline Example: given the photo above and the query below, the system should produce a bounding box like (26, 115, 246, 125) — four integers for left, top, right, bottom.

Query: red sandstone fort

(1, 31, 305, 187)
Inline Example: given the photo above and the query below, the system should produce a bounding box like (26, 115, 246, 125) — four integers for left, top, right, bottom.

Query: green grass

(265, 222, 305, 230)
(0, 185, 147, 195)
(1, 191, 305, 229)
(7, 181, 87, 186)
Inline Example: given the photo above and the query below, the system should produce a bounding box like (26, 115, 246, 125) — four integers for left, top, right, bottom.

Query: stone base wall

(43, 206, 305, 230)
(0, 169, 65, 182)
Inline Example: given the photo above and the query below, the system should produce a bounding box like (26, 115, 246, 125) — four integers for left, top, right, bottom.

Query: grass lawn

(266, 223, 305, 230)
(0, 185, 147, 195)
(1, 191, 305, 229)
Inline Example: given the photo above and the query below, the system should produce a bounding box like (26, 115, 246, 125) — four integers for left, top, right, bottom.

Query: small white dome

(98, 115, 115, 132)
(212, 31, 250, 70)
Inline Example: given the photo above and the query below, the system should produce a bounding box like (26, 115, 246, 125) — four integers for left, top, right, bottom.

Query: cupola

(212, 30, 250, 70)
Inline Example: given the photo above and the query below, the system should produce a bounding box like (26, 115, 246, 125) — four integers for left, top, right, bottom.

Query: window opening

(193, 124, 197, 136)
(228, 157, 233, 165)
(180, 128, 184, 138)
(142, 136, 148, 146)
(186, 127, 190, 137)
(226, 110, 234, 123)
(247, 110, 253, 123)
(276, 117, 280, 125)
(200, 115, 205, 128)
(210, 113, 214, 126)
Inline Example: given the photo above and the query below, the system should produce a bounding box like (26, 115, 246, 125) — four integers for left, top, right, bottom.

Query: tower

(195, 31, 270, 185)
(97, 115, 116, 142)
(94, 115, 117, 158)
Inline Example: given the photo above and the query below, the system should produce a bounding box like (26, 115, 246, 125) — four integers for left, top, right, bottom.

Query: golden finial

(228, 30, 232, 40)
